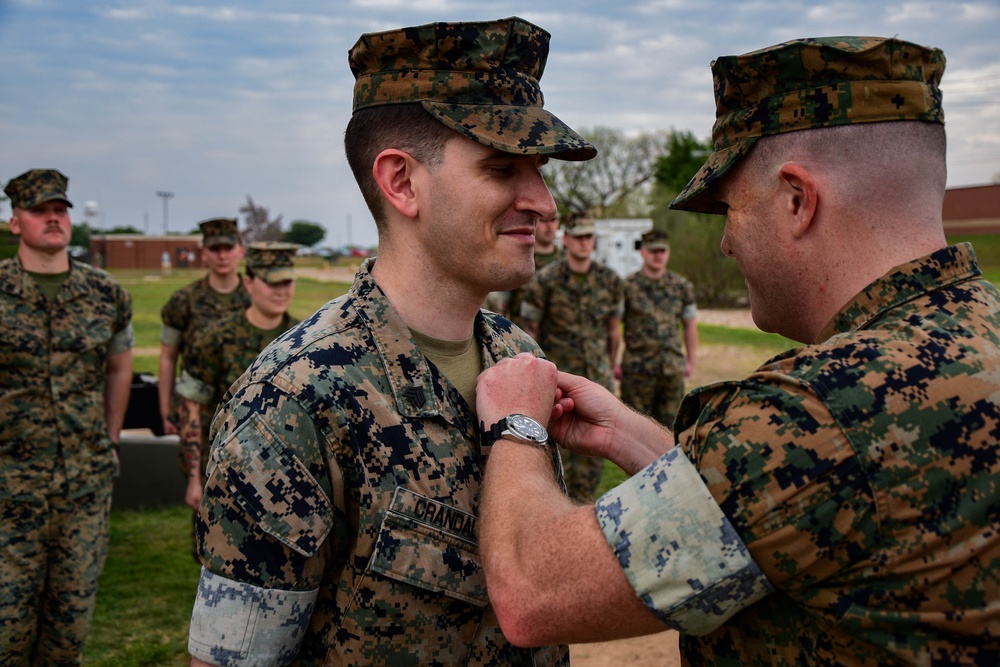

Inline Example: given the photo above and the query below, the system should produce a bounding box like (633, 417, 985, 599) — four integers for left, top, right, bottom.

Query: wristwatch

(482, 413, 549, 448)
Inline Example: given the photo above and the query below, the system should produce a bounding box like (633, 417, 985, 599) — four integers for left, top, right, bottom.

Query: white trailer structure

(591, 218, 653, 278)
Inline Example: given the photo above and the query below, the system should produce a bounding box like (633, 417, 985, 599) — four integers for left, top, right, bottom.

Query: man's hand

(476, 353, 558, 429)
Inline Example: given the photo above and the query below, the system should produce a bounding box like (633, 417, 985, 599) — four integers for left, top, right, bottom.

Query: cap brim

(422, 101, 597, 161)
(259, 268, 295, 283)
(669, 137, 757, 215)
(34, 195, 73, 208)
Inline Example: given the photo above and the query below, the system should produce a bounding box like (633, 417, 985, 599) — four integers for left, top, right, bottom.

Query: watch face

(508, 414, 547, 442)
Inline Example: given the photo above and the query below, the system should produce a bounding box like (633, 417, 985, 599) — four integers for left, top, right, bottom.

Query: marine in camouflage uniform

(618, 229, 697, 429)
(176, 242, 301, 537)
(188, 16, 596, 666)
(0, 169, 134, 665)
(475, 36, 1000, 665)
(158, 217, 249, 436)
(520, 212, 624, 501)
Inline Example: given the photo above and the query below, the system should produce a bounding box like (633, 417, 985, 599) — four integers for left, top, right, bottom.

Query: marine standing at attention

(0, 168, 133, 665)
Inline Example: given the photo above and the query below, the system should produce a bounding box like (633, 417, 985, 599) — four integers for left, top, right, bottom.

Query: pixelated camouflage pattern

(521, 258, 623, 388)
(521, 258, 624, 500)
(639, 228, 670, 250)
(349, 17, 596, 161)
(177, 310, 299, 473)
(619, 267, 696, 428)
(191, 259, 568, 665)
(0, 486, 112, 665)
(561, 210, 596, 236)
(674, 244, 1000, 664)
(0, 257, 132, 502)
(245, 241, 297, 283)
(508, 248, 563, 330)
(198, 217, 241, 248)
(596, 447, 773, 635)
(160, 275, 250, 359)
(672, 36, 946, 214)
(621, 269, 696, 375)
(3, 168, 73, 209)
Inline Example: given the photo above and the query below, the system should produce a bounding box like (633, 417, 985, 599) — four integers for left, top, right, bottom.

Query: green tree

(649, 131, 747, 306)
(71, 222, 92, 248)
(105, 225, 143, 235)
(282, 220, 326, 247)
(654, 130, 713, 192)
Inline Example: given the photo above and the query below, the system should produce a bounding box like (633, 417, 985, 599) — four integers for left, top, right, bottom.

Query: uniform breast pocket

(368, 487, 486, 606)
(337, 488, 488, 664)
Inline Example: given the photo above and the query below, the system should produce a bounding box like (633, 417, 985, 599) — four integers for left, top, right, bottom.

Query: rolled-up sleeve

(595, 447, 773, 635)
(188, 568, 318, 667)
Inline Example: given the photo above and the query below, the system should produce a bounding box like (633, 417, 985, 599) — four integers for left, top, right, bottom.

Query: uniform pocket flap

(368, 487, 487, 607)
(215, 414, 333, 558)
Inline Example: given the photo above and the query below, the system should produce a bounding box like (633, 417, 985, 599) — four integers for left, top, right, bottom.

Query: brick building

(942, 183, 1000, 235)
(90, 234, 205, 270)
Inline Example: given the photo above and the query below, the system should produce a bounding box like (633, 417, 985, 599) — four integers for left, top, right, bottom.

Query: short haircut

(344, 103, 456, 231)
(744, 121, 947, 207)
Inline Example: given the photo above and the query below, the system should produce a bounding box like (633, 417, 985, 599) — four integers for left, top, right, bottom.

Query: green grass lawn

(84, 507, 199, 666)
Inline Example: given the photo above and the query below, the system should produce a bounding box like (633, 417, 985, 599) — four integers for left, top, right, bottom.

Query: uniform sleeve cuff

(595, 448, 773, 635)
(175, 370, 213, 404)
(187, 568, 317, 667)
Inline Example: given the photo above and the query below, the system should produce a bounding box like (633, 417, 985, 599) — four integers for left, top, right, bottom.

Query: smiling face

(415, 134, 559, 296)
(10, 200, 72, 255)
(245, 275, 295, 319)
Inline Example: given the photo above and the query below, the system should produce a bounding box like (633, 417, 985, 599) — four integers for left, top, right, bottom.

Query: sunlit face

(10, 200, 72, 254)
(201, 242, 244, 278)
(416, 135, 558, 295)
(562, 233, 595, 263)
(245, 275, 295, 319)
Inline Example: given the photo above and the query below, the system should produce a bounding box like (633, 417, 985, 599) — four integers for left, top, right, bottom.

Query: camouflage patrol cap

(246, 242, 298, 284)
(671, 36, 946, 215)
(198, 217, 241, 248)
(348, 16, 597, 161)
(640, 228, 670, 250)
(4, 169, 73, 209)
(561, 210, 596, 237)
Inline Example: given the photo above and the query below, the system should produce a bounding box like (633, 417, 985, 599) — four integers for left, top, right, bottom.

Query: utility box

(592, 218, 652, 278)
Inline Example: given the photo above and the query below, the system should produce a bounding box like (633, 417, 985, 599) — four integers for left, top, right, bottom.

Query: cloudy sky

(2, 0, 998, 249)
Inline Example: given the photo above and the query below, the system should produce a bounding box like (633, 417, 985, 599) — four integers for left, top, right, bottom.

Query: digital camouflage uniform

(618, 244, 999, 665)
(508, 248, 563, 330)
(176, 310, 299, 475)
(0, 254, 133, 664)
(160, 275, 251, 362)
(620, 268, 696, 428)
(188, 261, 568, 666)
(521, 256, 624, 501)
(160, 217, 250, 436)
(176, 241, 300, 477)
(595, 37, 1000, 664)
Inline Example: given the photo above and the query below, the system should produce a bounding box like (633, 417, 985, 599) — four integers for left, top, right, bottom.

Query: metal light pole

(156, 190, 174, 234)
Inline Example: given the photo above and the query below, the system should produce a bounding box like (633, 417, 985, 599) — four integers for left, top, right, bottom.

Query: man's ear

(777, 163, 818, 239)
(372, 149, 420, 219)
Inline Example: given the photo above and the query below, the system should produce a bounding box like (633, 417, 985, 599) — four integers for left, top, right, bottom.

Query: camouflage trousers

(558, 447, 604, 503)
(0, 485, 113, 666)
(620, 370, 686, 430)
